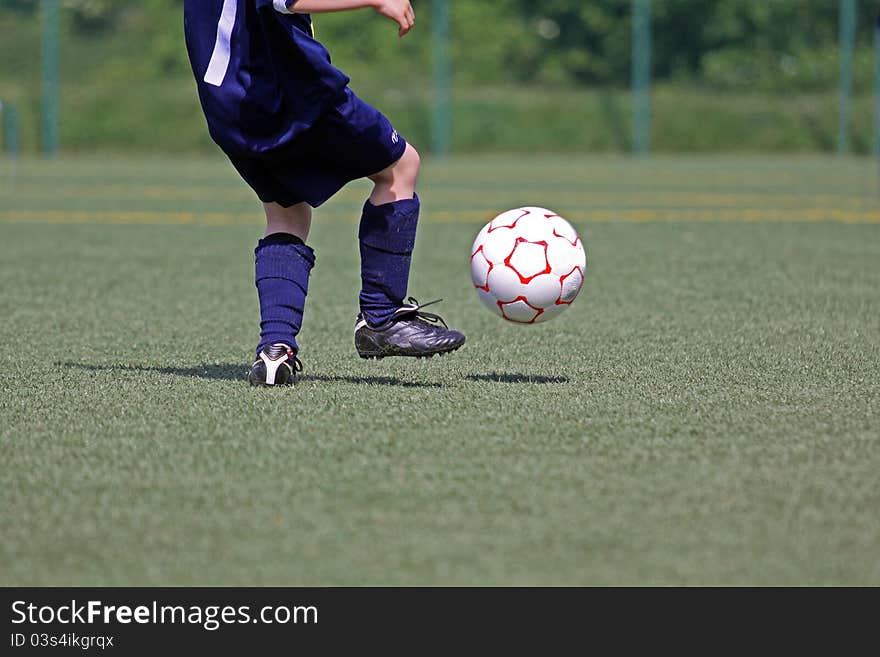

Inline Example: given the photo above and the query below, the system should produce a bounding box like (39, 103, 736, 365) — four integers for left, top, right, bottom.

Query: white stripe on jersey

(274, 0, 294, 13)
(204, 0, 238, 87)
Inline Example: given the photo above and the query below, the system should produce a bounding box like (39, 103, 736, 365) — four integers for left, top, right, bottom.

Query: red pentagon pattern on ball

(499, 296, 544, 324)
(470, 207, 587, 324)
(470, 245, 492, 292)
(487, 208, 530, 233)
(505, 239, 551, 283)
(558, 266, 585, 305)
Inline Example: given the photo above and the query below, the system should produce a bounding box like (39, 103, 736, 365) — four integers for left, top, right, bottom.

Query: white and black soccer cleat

(354, 298, 466, 360)
(248, 343, 302, 387)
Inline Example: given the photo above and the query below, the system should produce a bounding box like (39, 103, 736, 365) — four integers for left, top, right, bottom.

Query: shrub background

(0, 0, 876, 153)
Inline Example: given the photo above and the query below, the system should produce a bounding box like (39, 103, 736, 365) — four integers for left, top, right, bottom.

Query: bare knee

(395, 144, 421, 188)
(370, 144, 421, 203)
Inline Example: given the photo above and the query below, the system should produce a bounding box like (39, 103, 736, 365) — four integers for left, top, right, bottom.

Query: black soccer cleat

(354, 298, 466, 360)
(248, 343, 303, 386)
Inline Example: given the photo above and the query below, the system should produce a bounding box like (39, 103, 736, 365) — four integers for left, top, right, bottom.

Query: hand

(373, 0, 415, 37)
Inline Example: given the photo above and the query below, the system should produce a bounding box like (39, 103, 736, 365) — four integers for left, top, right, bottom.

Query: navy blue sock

(254, 233, 315, 356)
(358, 195, 420, 327)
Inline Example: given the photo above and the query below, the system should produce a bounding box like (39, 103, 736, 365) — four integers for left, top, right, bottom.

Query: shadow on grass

(60, 362, 442, 388)
(466, 373, 569, 384)
(304, 374, 441, 388)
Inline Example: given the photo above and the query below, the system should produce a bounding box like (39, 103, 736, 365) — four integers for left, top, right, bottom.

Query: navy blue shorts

(227, 88, 407, 208)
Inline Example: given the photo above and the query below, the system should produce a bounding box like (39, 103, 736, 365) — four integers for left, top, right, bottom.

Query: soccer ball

(470, 207, 586, 324)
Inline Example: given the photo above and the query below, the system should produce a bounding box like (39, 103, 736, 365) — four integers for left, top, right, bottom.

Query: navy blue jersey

(184, 0, 350, 155)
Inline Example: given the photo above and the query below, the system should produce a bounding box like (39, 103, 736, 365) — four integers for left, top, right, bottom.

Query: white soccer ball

(470, 207, 587, 324)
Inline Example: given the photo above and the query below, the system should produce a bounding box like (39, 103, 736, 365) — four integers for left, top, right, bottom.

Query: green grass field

(1, 154, 878, 585)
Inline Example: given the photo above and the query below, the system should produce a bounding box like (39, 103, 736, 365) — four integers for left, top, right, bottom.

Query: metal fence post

(1, 101, 20, 155)
(874, 10, 880, 158)
(838, 0, 856, 154)
(41, 0, 60, 155)
(632, 0, 652, 154)
(431, 0, 452, 157)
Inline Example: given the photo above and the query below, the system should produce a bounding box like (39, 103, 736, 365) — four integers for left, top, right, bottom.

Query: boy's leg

(355, 144, 465, 359)
(358, 143, 422, 327)
(368, 142, 421, 207)
(264, 201, 312, 241)
(250, 201, 315, 385)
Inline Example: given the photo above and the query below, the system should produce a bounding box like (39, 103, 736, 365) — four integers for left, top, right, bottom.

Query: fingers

(378, 1, 413, 37)
(399, 3, 415, 37)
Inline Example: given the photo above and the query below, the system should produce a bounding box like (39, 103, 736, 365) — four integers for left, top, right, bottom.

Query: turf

(1, 155, 878, 585)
